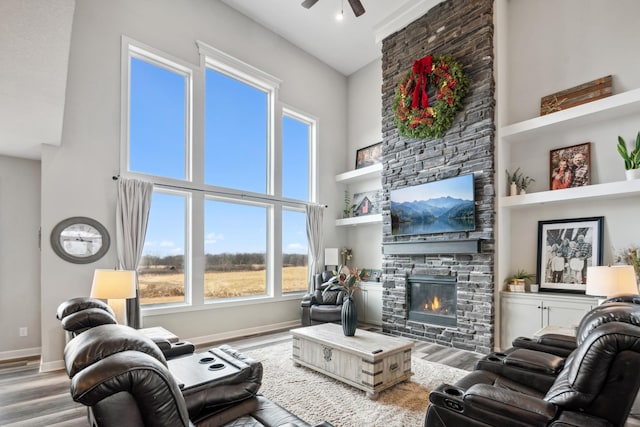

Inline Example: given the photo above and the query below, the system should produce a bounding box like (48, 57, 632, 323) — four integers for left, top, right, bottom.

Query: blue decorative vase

(341, 296, 357, 336)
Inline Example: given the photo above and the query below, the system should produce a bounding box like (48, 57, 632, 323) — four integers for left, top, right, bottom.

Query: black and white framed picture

(536, 216, 604, 293)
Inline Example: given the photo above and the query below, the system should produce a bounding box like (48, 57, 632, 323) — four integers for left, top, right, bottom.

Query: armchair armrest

(300, 293, 314, 308)
(463, 383, 557, 425)
(512, 334, 576, 357)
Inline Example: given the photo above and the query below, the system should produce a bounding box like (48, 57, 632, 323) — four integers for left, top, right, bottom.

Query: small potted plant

(617, 132, 640, 180)
(506, 270, 536, 292)
(518, 175, 535, 195)
(506, 168, 522, 196)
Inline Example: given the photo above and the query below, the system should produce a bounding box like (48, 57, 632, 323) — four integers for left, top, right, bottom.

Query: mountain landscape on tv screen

(391, 196, 475, 235)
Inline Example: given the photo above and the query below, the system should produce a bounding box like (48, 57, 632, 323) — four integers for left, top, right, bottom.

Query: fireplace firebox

(408, 276, 457, 327)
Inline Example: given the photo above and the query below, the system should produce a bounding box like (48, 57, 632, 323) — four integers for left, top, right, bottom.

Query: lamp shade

(586, 265, 638, 298)
(325, 247, 340, 267)
(90, 269, 137, 299)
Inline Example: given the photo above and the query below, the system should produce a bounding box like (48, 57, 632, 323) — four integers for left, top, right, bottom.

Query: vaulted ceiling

(0, 0, 439, 160)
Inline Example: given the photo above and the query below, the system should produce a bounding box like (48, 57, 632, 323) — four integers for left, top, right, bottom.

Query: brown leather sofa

(425, 302, 640, 426)
(300, 271, 345, 326)
(64, 323, 332, 427)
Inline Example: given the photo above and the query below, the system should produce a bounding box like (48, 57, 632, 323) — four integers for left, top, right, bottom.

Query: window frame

(121, 38, 318, 316)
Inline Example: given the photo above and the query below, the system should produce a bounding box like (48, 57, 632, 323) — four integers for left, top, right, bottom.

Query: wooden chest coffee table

(290, 323, 414, 399)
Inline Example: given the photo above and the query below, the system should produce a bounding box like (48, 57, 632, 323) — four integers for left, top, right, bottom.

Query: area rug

(245, 341, 469, 427)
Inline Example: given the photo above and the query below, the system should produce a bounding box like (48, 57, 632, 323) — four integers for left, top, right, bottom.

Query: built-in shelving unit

(334, 163, 382, 227)
(494, 0, 640, 353)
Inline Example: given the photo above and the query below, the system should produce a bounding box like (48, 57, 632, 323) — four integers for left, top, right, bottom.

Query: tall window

(139, 192, 188, 305)
(124, 39, 315, 308)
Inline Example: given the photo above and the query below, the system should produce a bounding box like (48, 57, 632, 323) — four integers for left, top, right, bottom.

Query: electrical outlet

(19, 327, 28, 337)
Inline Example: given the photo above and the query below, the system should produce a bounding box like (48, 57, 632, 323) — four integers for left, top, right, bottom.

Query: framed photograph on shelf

(550, 142, 591, 190)
(536, 216, 604, 293)
(352, 190, 382, 217)
(355, 142, 382, 169)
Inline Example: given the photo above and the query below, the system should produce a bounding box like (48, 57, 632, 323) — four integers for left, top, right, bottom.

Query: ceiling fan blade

(301, 0, 319, 9)
(348, 0, 365, 17)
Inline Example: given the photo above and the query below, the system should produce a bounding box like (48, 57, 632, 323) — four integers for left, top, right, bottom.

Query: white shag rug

(245, 341, 469, 427)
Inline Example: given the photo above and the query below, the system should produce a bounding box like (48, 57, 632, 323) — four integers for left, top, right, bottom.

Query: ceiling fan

(301, 0, 365, 17)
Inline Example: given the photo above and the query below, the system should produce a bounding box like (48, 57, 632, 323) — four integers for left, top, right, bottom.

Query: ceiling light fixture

(336, 0, 344, 21)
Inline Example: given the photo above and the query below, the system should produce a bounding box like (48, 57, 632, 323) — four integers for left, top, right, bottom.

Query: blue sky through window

(134, 57, 310, 259)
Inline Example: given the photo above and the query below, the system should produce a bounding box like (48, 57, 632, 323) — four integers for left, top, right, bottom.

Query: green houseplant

(505, 269, 536, 292)
(617, 131, 640, 180)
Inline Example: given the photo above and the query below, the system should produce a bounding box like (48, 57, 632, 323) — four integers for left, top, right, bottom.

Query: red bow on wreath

(411, 55, 433, 109)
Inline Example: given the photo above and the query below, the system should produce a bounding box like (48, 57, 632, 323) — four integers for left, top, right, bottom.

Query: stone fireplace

(379, 0, 495, 354)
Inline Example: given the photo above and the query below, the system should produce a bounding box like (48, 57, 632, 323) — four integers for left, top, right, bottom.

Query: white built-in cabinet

(355, 281, 383, 326)
(500, 292, 596, 350)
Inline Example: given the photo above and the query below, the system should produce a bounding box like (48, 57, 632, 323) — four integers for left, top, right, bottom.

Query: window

(128, 52, 190, 180)
(282, 208, 308, 294)
(205, 69, 268, 193)
(282, 113, 311, 201)
(139, 191, 188, 305)
(124, 39, 315, 309)
(204, 199, 268, 299)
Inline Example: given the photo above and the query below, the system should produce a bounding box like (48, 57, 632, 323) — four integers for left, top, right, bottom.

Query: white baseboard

(0, 346, 40, 362)
(186, 320, 300, 346)
(40, 359, 65, 373)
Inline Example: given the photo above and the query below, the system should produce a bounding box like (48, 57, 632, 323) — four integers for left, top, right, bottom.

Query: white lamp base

(108, 298, 127, 325)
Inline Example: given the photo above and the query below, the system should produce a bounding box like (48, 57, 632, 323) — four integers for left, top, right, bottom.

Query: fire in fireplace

(408, 276, 457, 327)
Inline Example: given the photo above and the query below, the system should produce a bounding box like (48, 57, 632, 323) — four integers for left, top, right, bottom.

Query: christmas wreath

(392, 54, 469, 139)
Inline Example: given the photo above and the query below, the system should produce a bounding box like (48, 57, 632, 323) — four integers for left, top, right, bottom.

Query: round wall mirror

(50, 217, 110, 264)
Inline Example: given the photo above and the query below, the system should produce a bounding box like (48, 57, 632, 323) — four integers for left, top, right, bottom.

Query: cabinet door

(363, 284, 382, 326)
(543, 299, 593, 329)
(500, 296, 542, 350)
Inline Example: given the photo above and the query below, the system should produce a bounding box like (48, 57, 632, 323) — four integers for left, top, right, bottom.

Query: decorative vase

(509, 181, 518, 196)
(625, 168, 640, 180)
(519, 188, 526, 195)
(341, 296, 357, 336)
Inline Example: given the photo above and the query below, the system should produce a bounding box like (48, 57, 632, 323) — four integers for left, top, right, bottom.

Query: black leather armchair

(301, 271, 345, 326)
(425, 308, 640, 427)
(64, 323, 331, 427)
(57, 297, 195, 359)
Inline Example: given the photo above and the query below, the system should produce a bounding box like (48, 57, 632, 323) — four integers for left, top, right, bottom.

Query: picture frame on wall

(536, 216, 604, 293)
(550, 142, 591, 190)
(352, 190, 382, 217)
(355, 142, 382, 169)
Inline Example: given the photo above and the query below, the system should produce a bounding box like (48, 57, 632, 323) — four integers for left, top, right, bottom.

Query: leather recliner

(300, 271, 345, 326)
(475, 301, 640, 393)
(57, 297, 195, 359)
(64, 323, 331, 427)
(425, 306, 640, 427)
(510, 294, 640, 357)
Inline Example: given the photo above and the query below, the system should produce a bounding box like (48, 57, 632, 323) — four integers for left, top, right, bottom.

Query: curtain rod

(112, 175, 327, 208)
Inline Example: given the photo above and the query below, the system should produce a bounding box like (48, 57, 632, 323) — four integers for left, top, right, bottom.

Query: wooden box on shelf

(540, 75, 612, 116)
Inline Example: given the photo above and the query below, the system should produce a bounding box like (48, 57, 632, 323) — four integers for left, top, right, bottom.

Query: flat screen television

(390, 174, 476, 236)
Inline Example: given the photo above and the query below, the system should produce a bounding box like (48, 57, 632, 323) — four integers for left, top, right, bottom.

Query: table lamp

(325, 247, 339, 271)
(586, 265, 638, 305)
(90, 269, 136, 324)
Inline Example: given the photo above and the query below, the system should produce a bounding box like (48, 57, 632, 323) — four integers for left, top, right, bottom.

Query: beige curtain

(305, 204, 324, 293)
(116, 177, 153, 328)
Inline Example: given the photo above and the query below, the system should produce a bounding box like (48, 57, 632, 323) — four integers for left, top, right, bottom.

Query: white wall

(39, 0, 348, 370)
(0, 156, 41, 359)
(342, 59, 384, 270)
